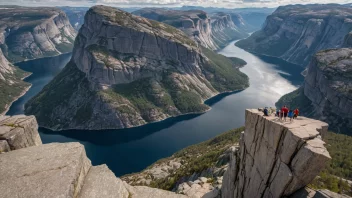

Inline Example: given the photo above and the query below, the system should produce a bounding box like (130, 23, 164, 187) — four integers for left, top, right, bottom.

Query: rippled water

(7, 41, 304, 176)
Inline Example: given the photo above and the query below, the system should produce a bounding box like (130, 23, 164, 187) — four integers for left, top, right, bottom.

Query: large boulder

(0, 115, 42, 152)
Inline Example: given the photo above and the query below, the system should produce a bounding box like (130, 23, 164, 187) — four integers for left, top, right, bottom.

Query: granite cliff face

(0, 6, 76, 63)
(277, 48, 352, 135)
(221, 109, 331, 198)
(133, 8, 249, 50)
(25, 5, 248, 130)
(236, 4, 352, 66)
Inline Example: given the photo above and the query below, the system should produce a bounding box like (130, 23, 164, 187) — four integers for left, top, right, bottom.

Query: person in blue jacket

(288, 110, 294, 122)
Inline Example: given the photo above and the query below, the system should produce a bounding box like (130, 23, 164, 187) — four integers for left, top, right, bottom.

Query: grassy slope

(0, 67, 30, 114)
(310, 132, 352, 196)
(122, 127, 244, 190)
(24, 61, 93, 126)
(202, 46, 249, 92)
(275, 87, 314, 115)
(103, 46, 249, 119)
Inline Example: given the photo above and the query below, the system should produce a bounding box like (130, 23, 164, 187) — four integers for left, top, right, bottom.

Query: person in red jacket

(294, 108, 299, 119)
(281, 106, 289, 121)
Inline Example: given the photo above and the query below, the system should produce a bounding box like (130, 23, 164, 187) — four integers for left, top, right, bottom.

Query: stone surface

(124, 184, 188, 198)
(236, 4, 352, 66)
(290, 187, 351, 198)
(0, 115, 42, 151)
(78, 165, 130, 198)
(0, 142, 91, 198)
(303, 48, 352, 134)
(221, 109, 331, 198)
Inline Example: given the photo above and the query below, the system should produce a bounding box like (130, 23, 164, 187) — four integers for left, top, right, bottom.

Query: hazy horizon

(0, 0, 350, 9)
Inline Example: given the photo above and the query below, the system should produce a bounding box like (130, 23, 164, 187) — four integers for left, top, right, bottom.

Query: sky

(0, 0, 350, 8)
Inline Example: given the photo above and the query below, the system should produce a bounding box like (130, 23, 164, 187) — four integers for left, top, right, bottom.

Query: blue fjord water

(7, 41, 304, 177)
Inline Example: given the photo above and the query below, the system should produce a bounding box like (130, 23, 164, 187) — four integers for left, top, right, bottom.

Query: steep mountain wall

(0, 48, 30, 114)
(25, 6, 248, 130)
(236, 4, 352, 66)
(221, 109, 331, 198)
(133, 8, 248, 50)
(0, 6, 76, 63)
(344, 32, 352, 47)
(277, 48, 352, 135)
(210, 12, 248, 49)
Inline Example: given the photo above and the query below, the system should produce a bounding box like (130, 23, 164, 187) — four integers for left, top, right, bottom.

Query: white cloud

(0, 0, 349, 8)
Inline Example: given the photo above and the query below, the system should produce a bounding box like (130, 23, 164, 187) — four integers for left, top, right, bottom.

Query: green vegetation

(235, 30, 295, 57)
(106, 73, 209, 121)
(202, 46, 249, 92)
(275, 87, 314, 115)
(0, 67, 30, 114)
(25, 61, 93, 125)
(144, 127, 244, 190)
(309, 132, 352, 196)
(229, 57, 247, 68)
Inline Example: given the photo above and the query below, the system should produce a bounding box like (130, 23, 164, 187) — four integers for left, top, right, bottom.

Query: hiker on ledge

(294, 108, 299, 119)
(281, 105, 289, 122)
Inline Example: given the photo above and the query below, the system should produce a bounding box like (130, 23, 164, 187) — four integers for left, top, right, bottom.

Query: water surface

(7, 41, 304, 176)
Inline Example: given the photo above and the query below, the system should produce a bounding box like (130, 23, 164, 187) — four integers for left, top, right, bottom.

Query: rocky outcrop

(0, 6, 76, 63)
(25, 5, 248, 130)
(290, 187, 351, 198)
(236, 4, 352, 66)
(221, 109, 331, 198)
(133, 8, 249, 50)
(0, 141, 187, 197)
(277, 48, 352, 135)
(0, 115, 41, 152)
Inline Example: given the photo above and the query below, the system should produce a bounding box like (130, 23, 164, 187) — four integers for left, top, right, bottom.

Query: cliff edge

(221, 109, 331, 198)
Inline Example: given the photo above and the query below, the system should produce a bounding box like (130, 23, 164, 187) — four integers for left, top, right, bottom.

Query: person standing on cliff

(294, 108, 299, 119)
(281, 106, 289, 122)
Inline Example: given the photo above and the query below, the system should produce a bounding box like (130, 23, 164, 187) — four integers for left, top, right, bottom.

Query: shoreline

(3, 52, 73, 116)
(233, 42, 305, 68)
(2, 83, 32, 116)
(39, 87, 248, 132)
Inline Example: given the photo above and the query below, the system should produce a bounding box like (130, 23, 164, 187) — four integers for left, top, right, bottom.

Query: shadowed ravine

(6, 40, 304, 177)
